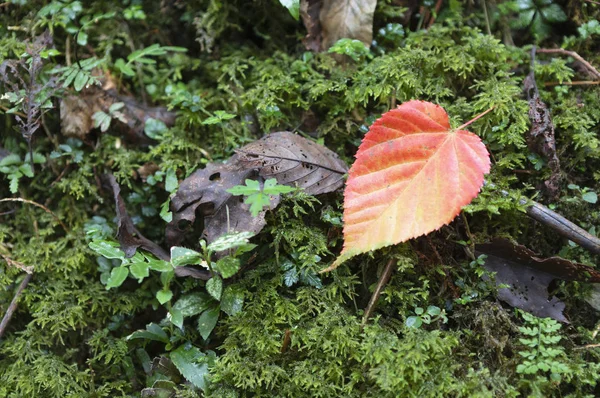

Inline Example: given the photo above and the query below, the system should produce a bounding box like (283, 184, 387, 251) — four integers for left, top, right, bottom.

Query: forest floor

(1, 1, 600, 397)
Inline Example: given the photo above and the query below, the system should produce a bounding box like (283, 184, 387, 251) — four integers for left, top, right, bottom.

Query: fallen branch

(0, 272, 33, 339)
(536, 48, 600, 80)
(523, 199, 600, 256)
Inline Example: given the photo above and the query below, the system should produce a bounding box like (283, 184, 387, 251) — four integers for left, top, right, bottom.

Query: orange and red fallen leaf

(326, 100, 491, 271)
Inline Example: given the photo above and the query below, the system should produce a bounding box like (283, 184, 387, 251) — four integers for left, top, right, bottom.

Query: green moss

(1, 1, 600, 396)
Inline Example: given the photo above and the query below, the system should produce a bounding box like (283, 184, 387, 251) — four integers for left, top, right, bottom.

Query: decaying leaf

(327, 100, 490, 271)
(525, 48, 560, 199)
(481, 251, 567, 323)
(107, 174, 170, 260)
(319, 0, 377, 51)
(477, 239, 600, 322)
(166, 132, 347, 249)
(477, 239, 600, 283)
(236, 131, 347, 195)
(166, 155, 270, 248)
(300, 0, 323, 52)
(61, 73, 176, 144)
(106, 174, 209, 279)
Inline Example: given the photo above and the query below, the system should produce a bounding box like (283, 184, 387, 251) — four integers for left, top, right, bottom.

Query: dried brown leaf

(236, 131, 348, 195)
(60, 79, 176, 144)
(300, 0, 323, 52)
(166, 155, 262, 248)
(166, 132, 347, 258)
(476, 239, 600, 322)
(319, 0, 377, 51)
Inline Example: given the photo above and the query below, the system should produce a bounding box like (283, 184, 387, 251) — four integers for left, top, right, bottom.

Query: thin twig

(536, 48, 600, 80)
(0, 272, 33, 339)
(361, 258, 396, 326)
(457, 106, 495, 130)
(460, 213, 476, 261)
(574, 343, 600, 350)
(0, 253, 33, 274)
(544, 80, 600, 87)
(280, 329, 292, 353)
(0, 105, 27, 118)
(583, 0, 600, 5)
(0, 198, 69, 232)
(425, 0, 444, 28)
(482, 0, 492, 35)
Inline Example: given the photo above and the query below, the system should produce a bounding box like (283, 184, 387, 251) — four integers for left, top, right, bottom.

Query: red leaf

(326, 100, 491, 270)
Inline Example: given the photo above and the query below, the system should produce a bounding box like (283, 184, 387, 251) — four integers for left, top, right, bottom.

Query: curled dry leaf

(319, 0, 377, 51)
(326, 100, 490, 271)
(166, 132, 347, 254)
(106, 174, 209, 280)
(106, 174, 169, 260)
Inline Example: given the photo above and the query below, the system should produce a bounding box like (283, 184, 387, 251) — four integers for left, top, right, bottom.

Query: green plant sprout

(201, 110, 236, 125)
(0, 152, 45, 193)
(328, 38, 373, 62)
(92, 102, 127, 132)
(567, 184, 598, 204)
(227, 178, 296, 216)
(516, 311, 570, 381)
(114, 43, 186, 77)
(405, 305, 448, 329)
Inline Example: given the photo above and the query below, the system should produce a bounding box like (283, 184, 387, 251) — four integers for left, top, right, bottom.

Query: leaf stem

(457, 106, 495, 130)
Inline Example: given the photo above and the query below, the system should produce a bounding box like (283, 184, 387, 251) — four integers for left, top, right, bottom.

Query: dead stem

(460, 212, 476, 261)
(0, 272, 33, 339)
(524, 200, 600, 256)
(544, 80, 600, 86)
(361, 258, 396, 326)
(0, 198, 69, 233)
(536, 48, 600, 80)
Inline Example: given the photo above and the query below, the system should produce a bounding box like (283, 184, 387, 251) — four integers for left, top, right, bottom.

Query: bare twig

(544, 80, 600, 87)
(362, 258, 396, 326)
(583, 0, 600, 5)
(482, 0, 492, 35)
(0, 198, 69, 232)
(457, 106, 495, 130)
(574, 343, 600, 350)
(536, 48, 600, 80)
(0, 253, 33, 274)
(0, 272, 33, 339)
(460, 213, 476, 261)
